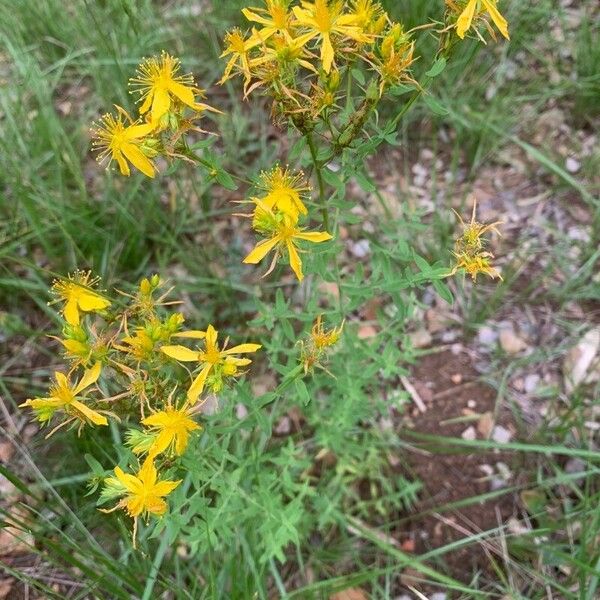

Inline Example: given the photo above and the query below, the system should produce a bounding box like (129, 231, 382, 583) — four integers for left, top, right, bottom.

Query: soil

(397, 349, 524, 590)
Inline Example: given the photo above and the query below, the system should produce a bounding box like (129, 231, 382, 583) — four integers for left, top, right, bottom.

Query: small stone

(451, 373, 462, 384)
(461, 426, 477, 441)
(477, 412, 495, 438)
(467, 399, 476, 408)
(235, 403, 248, 420)
(274, 416, 291, 435)
(492, 425, 512, 444)
(477, 326, 498, 347)
(479, 464, 494, 476)
(409, 328, 432, 349)
(565, 157, 581, 173)
(431, 594, 447, 600)
(524, 373, 541, 394)
(499, 328, 528, 354)
(563, 327, 600, 393)
(350, 239, 370, 259)
(358, 325, 378, 339)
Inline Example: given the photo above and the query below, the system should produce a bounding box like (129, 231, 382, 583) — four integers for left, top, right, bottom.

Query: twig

(400, 375, 427, 413)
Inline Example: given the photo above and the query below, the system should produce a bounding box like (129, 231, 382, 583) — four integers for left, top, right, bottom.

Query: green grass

(1, 0, 599, 597)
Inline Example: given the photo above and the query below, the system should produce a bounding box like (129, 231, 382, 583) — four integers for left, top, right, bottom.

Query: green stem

(305, 131, 329, 232)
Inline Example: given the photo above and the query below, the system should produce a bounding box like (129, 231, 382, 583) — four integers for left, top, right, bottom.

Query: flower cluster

(240, 166, 332, 281)
(21, 273, 260, 543)
(449, 200, 503, 281)
(92, 52, 219, 178)
(220, 0, 416, 130)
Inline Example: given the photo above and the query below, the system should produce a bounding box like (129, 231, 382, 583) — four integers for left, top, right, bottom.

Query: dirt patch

(397, 349, 524, 587)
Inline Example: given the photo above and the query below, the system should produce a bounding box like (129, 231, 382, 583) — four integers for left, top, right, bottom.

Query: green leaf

(294, 378, 311, 406)
(432, 278, 453, 304)
(215, 168, 237, 190)
(423, 94, 448, 116)
(425, 57, 447, 78)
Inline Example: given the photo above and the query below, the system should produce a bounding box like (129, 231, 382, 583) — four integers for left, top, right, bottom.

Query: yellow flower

(451, 252, 501, 281)
(257, 165, 309, 220)
(449, 199, 503, 281)
(311, 314, 343, 349)
(130, 52, 216, 124)
(220, 28, 261, 85)
(243, 201, 332, 281)
(20, 362, 107, 426)
(300, 315, 343, 373)
(51, 271, 111, 326)
(161, 325, 261, 402)
(455, 0, 509, 40)
(292, 0, 372, 73)
(92, 107, 156, 178)
(349, 0, 387, 34)
(110, 457, 181, 518)
(138, 405, 201, 458)
(243, 0, 294, 40)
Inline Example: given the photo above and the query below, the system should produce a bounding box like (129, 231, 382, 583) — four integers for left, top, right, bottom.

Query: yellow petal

(482, 0, 510, 39)
(124, 122, 156, 139)
(73, 361, 101, 395)
(243, 236, 281, 264)
(161, 345, 199, 362)
(148, 430, 173, 457)
(167, 80, 197, 109)
(121, 143, 156, 178)
(114, 151, 131, 177)
(71, 399, 108, 426)
(114, 466, 143, 494)
(150, 87, 171, 122)
(77, 292, 110, 312)
(205, 324, 218, 349)
(139, 456, 157, 486)
(152, 479, 181, 497)
(293, 231, 332, 243)
(456, 0, 477, 38)
(286, 239, 303, 281)
(172, 330, 206, 340)
(139, 92, 153, 115)
(54, 371, 70, 389)
(222, 343, 261, 355)
(321, 33, 335, 74)
(63, 297, 80, 325)
(187, 363, 212, 403)
(125, 495, 146, 517)
(143, 496, 168, 516)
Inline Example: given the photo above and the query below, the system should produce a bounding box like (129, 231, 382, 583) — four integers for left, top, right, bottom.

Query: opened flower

(20, 362, 107, 426)
(130, 52, 216, 124)
(455, 0, 509, 40)
(292, 0, 372, 73)
(136, 405, 201, 458)
(92, 107, 156, 177)
(244, 200, 332, 281)
(161, 325, 261, 402)
(256, 165, 309, 219)
(51, 271, 110, 326)
(220, 28, 261, 85)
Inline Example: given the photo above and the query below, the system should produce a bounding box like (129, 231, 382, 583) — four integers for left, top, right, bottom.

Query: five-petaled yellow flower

(92, 107, 156, 178)
(20, 362, 107, 426)
(455, 0, 509, 40)
(108, 457, 181, 518)
(220, 28, 261, 85)
(138, 405, 201, 458)
(130, 51, 216, 124)
(292, 0, 372, 73)
(51, 271, 111, 326)
(161, 325, 261, 402)
(256, 165, 309, 220)
(244, 200, 332, 281)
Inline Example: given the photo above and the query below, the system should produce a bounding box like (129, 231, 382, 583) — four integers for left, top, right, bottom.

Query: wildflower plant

(23, 0, 510, 578)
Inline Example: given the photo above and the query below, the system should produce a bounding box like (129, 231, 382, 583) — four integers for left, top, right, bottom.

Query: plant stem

(305, 131, 329, 232)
